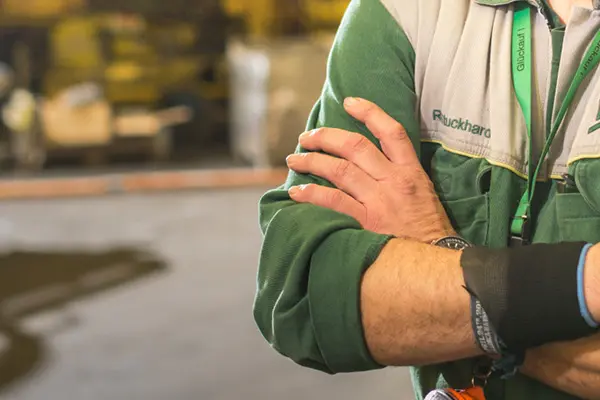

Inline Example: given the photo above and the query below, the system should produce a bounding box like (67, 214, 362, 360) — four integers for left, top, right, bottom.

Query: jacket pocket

(556, 161, 600, 243)
(427, 144, 492, 245)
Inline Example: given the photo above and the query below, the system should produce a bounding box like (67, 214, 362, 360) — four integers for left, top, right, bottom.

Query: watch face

(435, 237, 471, 250)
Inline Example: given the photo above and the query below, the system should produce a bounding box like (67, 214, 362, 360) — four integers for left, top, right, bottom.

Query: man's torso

(377, 0, 600, 398)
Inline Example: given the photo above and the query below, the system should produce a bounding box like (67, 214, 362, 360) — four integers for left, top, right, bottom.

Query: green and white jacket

(254, 0, 600, 399)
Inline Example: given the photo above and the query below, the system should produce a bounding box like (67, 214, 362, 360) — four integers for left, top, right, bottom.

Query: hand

(286, 97, 455, 244)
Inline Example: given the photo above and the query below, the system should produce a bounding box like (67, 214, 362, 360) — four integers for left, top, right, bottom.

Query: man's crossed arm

(285, 97, 600, 399)
(360, 239, 600, 399)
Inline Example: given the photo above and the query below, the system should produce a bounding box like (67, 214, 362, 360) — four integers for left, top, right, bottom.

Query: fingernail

(289, 186, 303, 196)
(300, 129, 317, 139)
(344, 97, 359, 107)
(286, 154, 297, 166)
(300, 129, 319, 140)
(289, 184, 308, 196)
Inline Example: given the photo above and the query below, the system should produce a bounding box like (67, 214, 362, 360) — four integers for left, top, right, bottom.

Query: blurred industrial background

(0, 1, 414, 399)
(0, 0, 344, 176)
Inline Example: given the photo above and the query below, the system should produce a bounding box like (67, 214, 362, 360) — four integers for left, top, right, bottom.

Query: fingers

(343, 97, 418, 165)
(298, 128, 390, 179)
(288, 184, 366, 225)
(286, 152, 376, 203)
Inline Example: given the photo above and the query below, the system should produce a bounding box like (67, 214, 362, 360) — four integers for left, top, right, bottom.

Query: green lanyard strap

(510, 4, 600, 243)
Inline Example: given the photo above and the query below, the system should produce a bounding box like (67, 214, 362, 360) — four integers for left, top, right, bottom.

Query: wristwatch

(432, 236, 471, 250)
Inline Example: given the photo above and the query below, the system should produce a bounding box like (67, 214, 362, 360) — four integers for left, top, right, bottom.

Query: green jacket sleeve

(254, 0, 419, 374)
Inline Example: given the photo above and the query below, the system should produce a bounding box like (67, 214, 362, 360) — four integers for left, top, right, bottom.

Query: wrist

(437, 229, 459, 241)
(584, 244, 600, 324)
(423, 231, 458, 245)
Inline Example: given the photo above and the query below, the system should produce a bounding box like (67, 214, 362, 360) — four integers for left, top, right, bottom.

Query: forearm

(523, 341, 600, 400)
(362, 241, 600, 368)
(361, 238, 482, 366)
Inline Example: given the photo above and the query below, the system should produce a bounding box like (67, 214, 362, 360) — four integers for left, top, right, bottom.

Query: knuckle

(401, 180, 418, 195)
(343, 134, 370, 155)
(351, 135, 370, 152)
(387, 121, 407, 139)
(325, 189, 345, 206)
(392, 171, 418, 194)
(333, 159, 352, 179)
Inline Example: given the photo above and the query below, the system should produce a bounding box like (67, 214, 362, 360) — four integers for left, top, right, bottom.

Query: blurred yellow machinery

(0, 0, 228, 169)
(301, 0, 349, 31)
(222, 0, 348, 37)
(0, 0, 346, 170)
(0, 0, 84, 19)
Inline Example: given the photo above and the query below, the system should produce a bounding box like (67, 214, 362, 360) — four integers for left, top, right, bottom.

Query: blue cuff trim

(578, 244, 598, 328)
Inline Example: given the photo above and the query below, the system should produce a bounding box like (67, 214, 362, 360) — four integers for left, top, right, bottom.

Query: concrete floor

(0, 188, 414, 400)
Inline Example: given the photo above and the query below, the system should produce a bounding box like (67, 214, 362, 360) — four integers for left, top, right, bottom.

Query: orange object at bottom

(447, 386, 486, 400)
(425, 386, 487, 400)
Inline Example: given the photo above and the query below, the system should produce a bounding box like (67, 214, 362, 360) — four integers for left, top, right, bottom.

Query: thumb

(344, 97, 418, 165)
